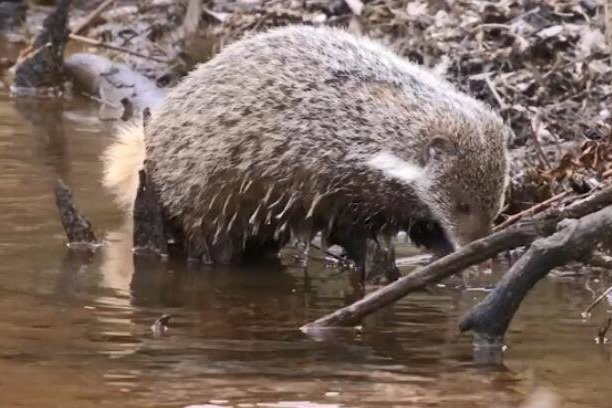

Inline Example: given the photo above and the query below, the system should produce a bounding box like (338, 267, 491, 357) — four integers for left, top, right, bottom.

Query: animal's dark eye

(457, 202, 470, 214)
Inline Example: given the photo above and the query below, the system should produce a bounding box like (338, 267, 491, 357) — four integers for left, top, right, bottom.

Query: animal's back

(146, 26, 506, 258)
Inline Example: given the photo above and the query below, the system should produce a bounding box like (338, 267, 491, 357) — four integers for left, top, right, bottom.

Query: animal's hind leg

(328, 228, 367, 285)
(365, 238, 401, 283)
(330, 228, 400, 285)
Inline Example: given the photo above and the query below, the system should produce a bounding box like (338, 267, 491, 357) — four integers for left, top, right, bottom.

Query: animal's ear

(421, 136, 457, 165)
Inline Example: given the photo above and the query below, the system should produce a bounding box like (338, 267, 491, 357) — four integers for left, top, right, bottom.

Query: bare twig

(582, 286, 612, 316)
(81, 91, 120, 108)
(71, 0, 116, 35)
(460, 205, 612, 339)
(69, 33, 171, 64)
(494, 191, 569, 231)
(395, 254, 433, 268)
(485, 75, 507, 110)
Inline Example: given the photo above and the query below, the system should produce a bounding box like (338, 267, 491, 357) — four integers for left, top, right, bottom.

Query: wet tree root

(54, 179, 96, 245)
(459, 204, 612, 340)
(301, 184, 612, 332)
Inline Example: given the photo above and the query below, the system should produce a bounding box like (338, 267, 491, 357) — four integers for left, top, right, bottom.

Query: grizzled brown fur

(106, 25, 509, 274)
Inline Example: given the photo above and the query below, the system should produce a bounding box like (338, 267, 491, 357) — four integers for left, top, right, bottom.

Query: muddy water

(0, 88, 611, 408)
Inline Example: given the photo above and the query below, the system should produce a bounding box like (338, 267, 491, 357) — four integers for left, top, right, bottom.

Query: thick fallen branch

(54, 179, 96, 245)
(582, 285, 612, 316)
(301, 184, 612, 331)
(458, 204, 612, 340)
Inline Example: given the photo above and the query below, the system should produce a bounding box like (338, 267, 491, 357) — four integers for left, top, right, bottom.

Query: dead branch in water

(132, 169, 168, 258)
(582, 285, 612, 317)
(459, 204, 612, 340)
(301, 184, 612, 331)
(597, 317, 611, 344)
(71, 0, 116, 35)
(54, 179, 96, 245)
(68, 33, 171, 64)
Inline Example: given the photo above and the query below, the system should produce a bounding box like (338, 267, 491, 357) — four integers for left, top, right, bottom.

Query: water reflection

(0, 87, 611, 408)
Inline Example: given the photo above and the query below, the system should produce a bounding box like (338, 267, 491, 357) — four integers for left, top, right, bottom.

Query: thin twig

(582, 285, 612, 316)
(485, 75, 507, 110)
(71, 0, 116, 35)
(395, 254, 432, 268)
(494, 191, 569, 231)
(470, 23, 510, 34)
(510, 7, 541, 24)
(81, 92, 120, 108)
(597, 317, 611, 344)
(69, 33, 171, 64)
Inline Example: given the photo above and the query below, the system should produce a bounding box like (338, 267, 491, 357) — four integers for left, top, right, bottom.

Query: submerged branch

(132, 169, 168, 258)
(301, 184, 612, 331)
(583, 285, 612, 317)
(459, 205, 612, 339)
(54, 179, 96, 246)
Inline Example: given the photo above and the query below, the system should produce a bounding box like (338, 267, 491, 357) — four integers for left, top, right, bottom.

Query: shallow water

(0, 87, 611, 408)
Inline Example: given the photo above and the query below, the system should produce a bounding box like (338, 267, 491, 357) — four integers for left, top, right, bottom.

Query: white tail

(101, 122, 146, 211)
